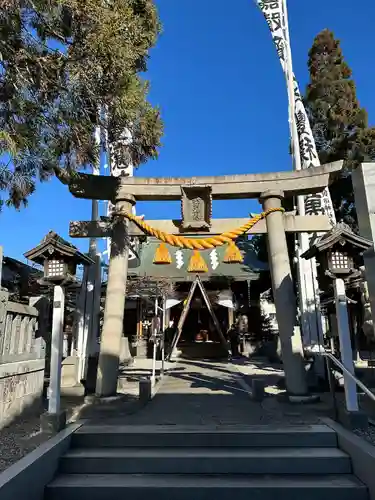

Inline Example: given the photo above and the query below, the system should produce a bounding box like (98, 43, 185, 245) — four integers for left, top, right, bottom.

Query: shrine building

(125, 235, 269, 359)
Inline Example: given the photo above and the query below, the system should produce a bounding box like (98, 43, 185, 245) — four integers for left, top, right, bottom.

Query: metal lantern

(24, 231, 93, 284)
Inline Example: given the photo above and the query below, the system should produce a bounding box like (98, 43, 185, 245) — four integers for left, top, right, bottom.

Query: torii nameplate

(181, 185, 212, 231)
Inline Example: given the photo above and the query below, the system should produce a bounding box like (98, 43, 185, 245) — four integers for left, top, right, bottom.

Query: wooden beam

(70, 214, 331, 239)
(68, 161, 343, 201)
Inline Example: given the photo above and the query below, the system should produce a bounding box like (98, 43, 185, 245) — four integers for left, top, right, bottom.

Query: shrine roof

(128, 237, 267, 282)
(24, 231, 93, 266)
(301, 222, 373, 260)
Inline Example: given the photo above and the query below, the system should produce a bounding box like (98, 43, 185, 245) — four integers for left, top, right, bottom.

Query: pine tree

(0, 0, 163, 209)
(305, 29, 375, 228)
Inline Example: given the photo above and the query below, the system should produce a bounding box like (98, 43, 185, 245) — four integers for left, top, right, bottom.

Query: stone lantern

(24, 231, 93, 284)
(24, 232, 93, 432)
(301, 223, 370, 282)
(302, 222, 373, 428)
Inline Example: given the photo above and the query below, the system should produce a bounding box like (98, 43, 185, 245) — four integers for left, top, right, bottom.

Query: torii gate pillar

(95, 191, 135, 397)
(261, 190, 308, 396)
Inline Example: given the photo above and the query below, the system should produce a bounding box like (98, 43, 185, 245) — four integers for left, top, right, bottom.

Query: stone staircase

(45, 424, 368, 500)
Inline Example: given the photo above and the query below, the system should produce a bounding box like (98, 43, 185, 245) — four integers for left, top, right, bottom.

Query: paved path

(130, 359, 256, 426)
(81, 358, 332, 426)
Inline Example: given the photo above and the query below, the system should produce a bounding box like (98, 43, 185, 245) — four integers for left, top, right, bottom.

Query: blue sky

(2, 0, 375, 261)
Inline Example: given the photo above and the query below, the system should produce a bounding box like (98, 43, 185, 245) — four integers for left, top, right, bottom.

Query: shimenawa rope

(118, 207, 284, 250)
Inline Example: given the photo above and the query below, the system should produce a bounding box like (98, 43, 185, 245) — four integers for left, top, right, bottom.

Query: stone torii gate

(67, 160, 342, 398)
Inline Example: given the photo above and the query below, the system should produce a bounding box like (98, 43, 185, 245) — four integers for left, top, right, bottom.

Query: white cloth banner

(256, 0, 336, 226)
(217, 299, 234, 309)
(106, 127, 138, 260)
(216, 290, 235, 309)
(165, 298, 183, 310)
(109, 128, 134, 178)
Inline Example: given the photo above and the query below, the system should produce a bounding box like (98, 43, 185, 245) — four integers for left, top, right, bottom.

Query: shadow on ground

(2, 353, 374, 473)
(69, 356, 336, 427)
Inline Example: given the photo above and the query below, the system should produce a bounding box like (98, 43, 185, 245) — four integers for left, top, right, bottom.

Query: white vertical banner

(256, 0, 336, 226)
(109, 129, 134, 178)
(106, 128, 137, 263)
(107, 128, 135, 221)
(256, 0, 335, 354)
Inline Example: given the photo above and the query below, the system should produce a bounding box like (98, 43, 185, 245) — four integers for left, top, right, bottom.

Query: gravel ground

(0, 360, 163, 473)
(0, 390, 95, 473)
(0, 415, 48, 473)
(354, 421, 375, 445)
(0, 388, 142, 473)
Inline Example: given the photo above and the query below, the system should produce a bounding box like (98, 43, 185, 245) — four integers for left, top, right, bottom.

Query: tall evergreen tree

(0, 0, 163, 209)
(305, 29, 375, 228)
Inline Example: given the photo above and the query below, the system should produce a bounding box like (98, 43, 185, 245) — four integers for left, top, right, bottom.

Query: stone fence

(0, 290, 47, 429)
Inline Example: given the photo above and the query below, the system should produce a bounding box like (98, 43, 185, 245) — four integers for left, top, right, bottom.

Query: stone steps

(71, 424, 338, 448)
(44, 424, 369, 500)
(45, 473, 367, 500)
(60, 447, 351, 474)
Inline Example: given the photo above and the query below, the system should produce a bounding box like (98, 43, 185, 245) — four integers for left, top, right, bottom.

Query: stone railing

(0, 290, 47, 429)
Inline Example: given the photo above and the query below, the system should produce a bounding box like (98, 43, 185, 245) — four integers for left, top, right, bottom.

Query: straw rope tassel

(153, 242, 172, 264)
(188, 250, 208, 273)
(223, 241, 243, 264)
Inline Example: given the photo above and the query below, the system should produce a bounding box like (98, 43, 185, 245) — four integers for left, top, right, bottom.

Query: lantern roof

(24, 231, 94, 266)
(301, 222, 373, 260)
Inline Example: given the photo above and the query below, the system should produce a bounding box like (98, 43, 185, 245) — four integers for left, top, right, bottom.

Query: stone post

(41, 285, 66, 433)
(260, 190, 308, 397)
(49, 285, 65, 415)
(334, 278, 359, 412)
(29, 296, 49, 359)
(96, 191, 135, 397)
(352, 164, 375, 335)
(0, 290, 9, 346)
